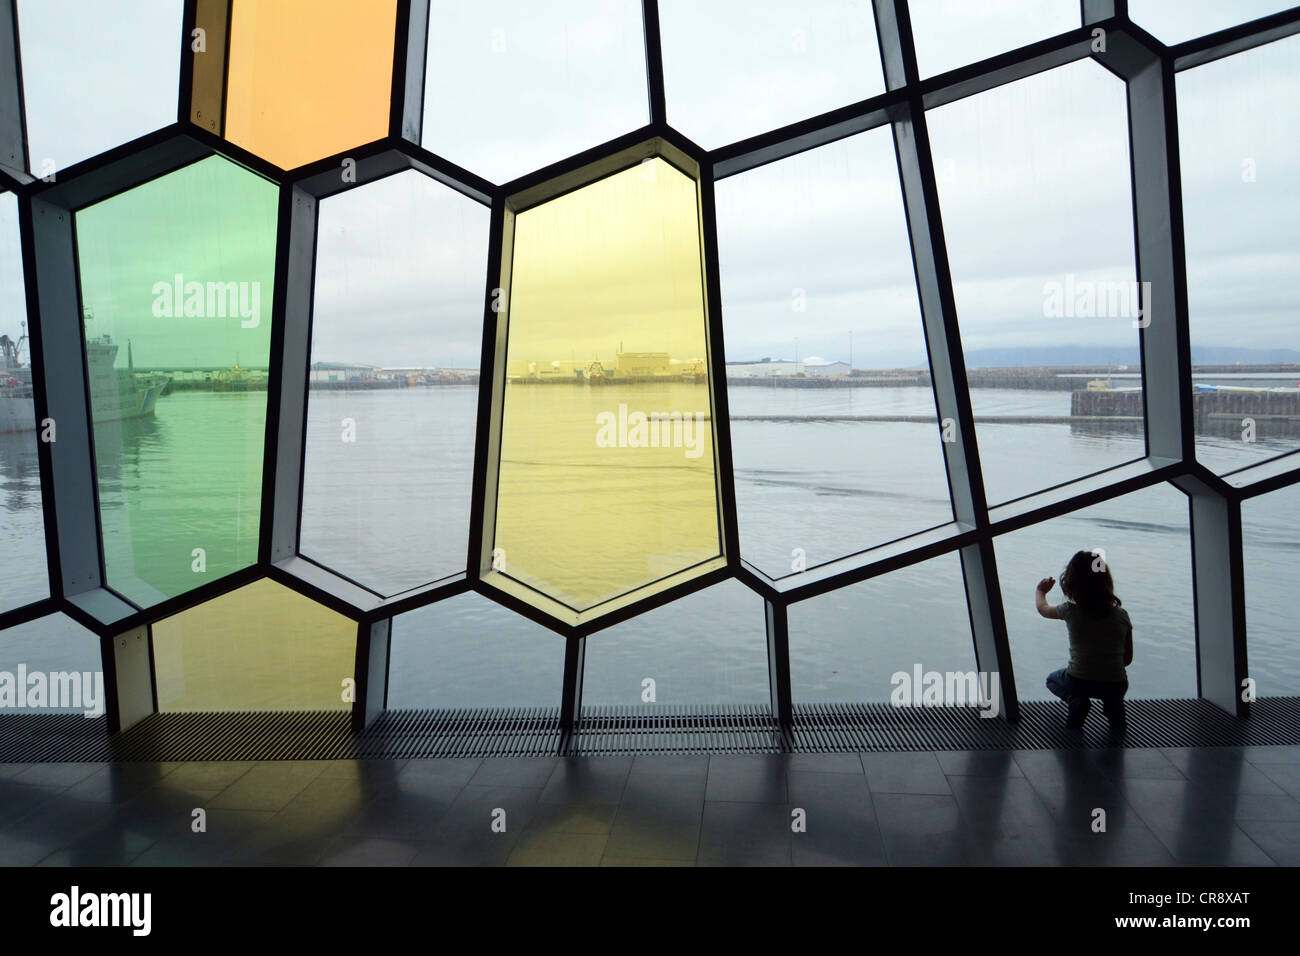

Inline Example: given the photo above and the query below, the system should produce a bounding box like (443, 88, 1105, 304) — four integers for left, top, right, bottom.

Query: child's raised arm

(1035, 577, 1062, 619)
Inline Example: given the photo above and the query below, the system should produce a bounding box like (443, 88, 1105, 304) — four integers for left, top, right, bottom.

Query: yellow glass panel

(493, 157, 722, 615)
(224, 0, 396, 169)
(152, 579, 356, 711)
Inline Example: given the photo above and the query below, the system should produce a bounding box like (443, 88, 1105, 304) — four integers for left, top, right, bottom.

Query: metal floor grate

(2, 698, 1299, 762)
(2, 697, 1300, 764)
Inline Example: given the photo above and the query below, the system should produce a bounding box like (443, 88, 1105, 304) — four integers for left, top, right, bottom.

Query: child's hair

(1060, 550, 1122, 618)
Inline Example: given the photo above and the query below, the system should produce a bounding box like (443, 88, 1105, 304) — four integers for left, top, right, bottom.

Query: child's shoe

(1065, 696, 1091, 728)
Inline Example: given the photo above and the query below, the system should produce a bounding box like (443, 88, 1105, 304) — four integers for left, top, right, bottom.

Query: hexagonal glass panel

(715, 126, 951, 579)
(75, 154, 278, 608)
(1178, 33, 1300, 476)
(221, 0, 396, 169)
(484, 145, 726, 627)
(300, 170, 490, 595)
(908, 0, 1079, 78)
(152, 578, 356, 711)
(1243, 480, 1300, 697)
(388, 591, 564, 708)
(422, 0, 647, 184)
(1129, 0, 1295, 46)
(996, 483, 1195, 701)
(17, 0, 182, 175)
(0, 613, 102, 714)
(659, 0, 885, 150)
(0, 192, 48, 614)
(788, 551, 976, 704)
(928, 59, 1145, 506)
(582, 579, 768, 707)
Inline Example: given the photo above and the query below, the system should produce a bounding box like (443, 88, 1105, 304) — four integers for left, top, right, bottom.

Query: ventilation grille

(1, 699, 1298, 762)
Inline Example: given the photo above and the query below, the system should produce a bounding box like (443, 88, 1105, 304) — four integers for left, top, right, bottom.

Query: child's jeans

(1046, 668, 1128, 717)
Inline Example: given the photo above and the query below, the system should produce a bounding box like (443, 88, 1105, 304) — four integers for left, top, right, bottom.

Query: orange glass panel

(224, 0, 396, 169)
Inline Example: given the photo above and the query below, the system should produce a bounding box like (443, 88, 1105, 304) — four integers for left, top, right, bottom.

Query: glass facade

(16, 0, 182, 175)
(300, 170, 490, 595)
(486, 154, 725, 623)
(152, 578, 355, 711)
(74, 155, 278, 608)
(928, 58, 1144, 506)
(222, 0, 397, 169)
(0, 3, 1295, 732)
(0, 192, 46, 613)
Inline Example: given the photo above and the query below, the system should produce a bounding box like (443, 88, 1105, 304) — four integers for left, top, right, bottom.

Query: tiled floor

(2, 746, 1299, 866)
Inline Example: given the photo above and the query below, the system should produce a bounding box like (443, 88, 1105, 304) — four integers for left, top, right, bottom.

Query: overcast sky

(2, 0, 1296, 369)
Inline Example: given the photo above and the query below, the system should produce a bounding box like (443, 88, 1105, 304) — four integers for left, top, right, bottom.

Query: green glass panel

(75, 154, 278, 606)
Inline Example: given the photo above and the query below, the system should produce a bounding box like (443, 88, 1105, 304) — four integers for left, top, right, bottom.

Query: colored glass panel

(152, 578, 356, 711)
(75, 154, 278, 607)
(490, 156, 723, 619)
(225, 0, 396, 169)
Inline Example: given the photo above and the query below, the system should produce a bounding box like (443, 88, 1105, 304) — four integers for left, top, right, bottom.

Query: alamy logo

(891, 665, 1001, 718)
(1042, 275, 1152, 328)
(0, 665, 104, 717)
(50, 886, 151, 936)
(151, 273, 261, 328)
(595, 403, 706, 459)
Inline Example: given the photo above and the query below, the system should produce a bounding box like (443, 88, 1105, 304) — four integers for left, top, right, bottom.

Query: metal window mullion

(641, 0, 667, 127)
(264, 183, 317, 565)
(765, 598, 793, 727)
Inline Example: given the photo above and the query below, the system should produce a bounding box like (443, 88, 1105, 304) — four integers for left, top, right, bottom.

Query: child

(1034, 550, 1133, 730)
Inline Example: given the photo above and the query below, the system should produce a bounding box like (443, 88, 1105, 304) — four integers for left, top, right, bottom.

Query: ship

(2, 315, 171, 434)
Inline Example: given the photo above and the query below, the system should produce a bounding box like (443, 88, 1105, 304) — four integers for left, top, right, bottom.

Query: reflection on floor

(2, 746, 1299, 865)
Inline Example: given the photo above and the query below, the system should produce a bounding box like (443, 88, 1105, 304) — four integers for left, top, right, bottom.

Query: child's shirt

(1053, 601, 1131, 683)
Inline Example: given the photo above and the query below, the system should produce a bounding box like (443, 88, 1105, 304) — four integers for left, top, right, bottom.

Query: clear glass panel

(789, 552, 975, 704)
(582, 579, 768, 707)
(928, 59, 1144, 506)
(422, 0, 647, 184)
(1242, 481, 1300, 697)
(0, 614, 102, 714)
(1130, 0, 1294, 45)
(300, 171, 489, 594)
(1178, 34, 1300, 476)
(388, 591, 564, 708)
(997, 484, 1195, 700)
(0, 192, 48, 613)
(715, 126, 951, 578)
(225, 0, 396, 169)
(152, 579, 356, 711)
(493, 157, 721, 616)
(908, 0, 1079, 78)
(17, 0, 182, 174)
(75, 155, 278, 607)
(659, 0, 885, 150)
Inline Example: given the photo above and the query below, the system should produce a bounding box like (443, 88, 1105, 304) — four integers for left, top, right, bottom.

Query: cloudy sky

(2, 0, 1296, 370)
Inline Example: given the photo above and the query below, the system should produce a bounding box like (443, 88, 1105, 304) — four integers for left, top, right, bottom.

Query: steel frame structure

(0, 0, 1295, 740)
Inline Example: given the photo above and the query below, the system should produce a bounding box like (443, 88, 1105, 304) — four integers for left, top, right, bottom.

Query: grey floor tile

(1236, 819, 1300, 865)
(786, 753, 867, 776)
(14, 762, 103, 788)
(934, 750, 1025, 778)
(208, 762, 327, 812)
(870, 793, 974, 866)
(539, 756, 632, 805)
(320, 835, 423, 867)
(64, 763, 177, 802)
(156, 761, 256, 791)
(606, 773, 704, 861)
(526, 802, 619, 836)
(468, 758, 558, 789)
(698, 801, 793, 866)
(630, 753, 710, 779)
(787, 772, 886, 867)
(1159, 748, 1288, 794)
(507, 831, 607, 866)
(862, 752, 951, 795)
(398, 758, 483, 788)
(705, 755, 789, 804)
(1253, 763, 1300, 800)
